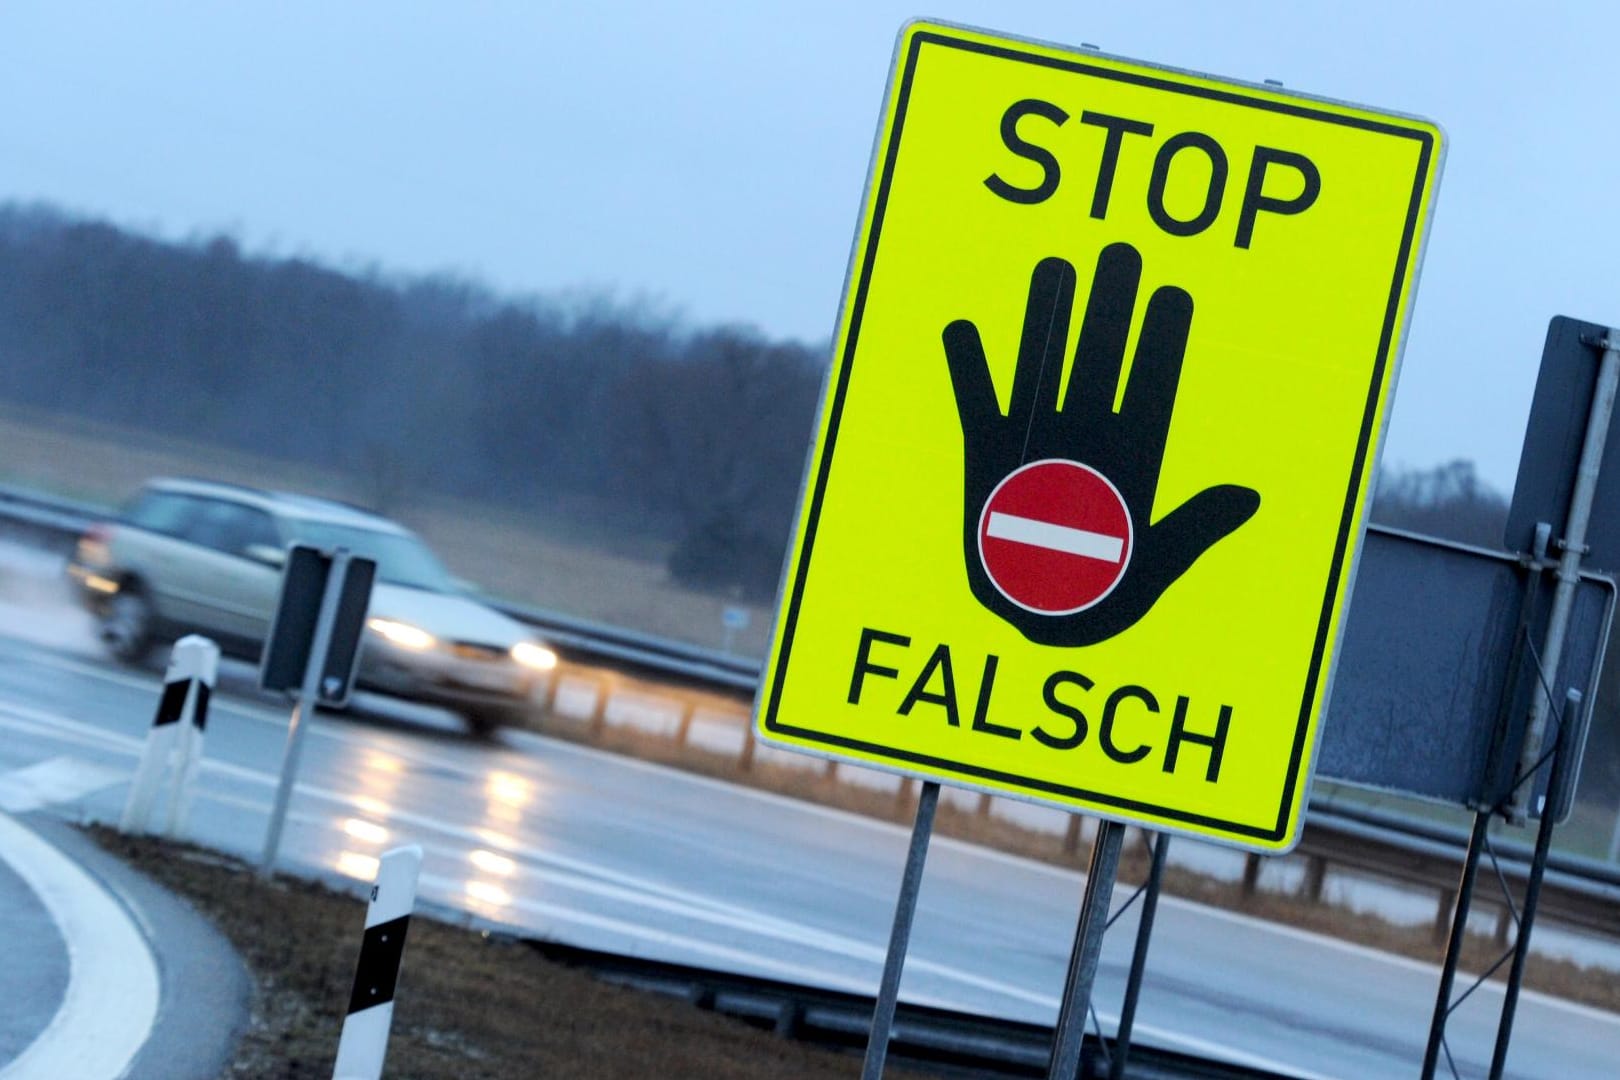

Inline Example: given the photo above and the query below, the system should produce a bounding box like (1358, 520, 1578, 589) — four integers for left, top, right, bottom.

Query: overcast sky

(2, 2, 1615, 493)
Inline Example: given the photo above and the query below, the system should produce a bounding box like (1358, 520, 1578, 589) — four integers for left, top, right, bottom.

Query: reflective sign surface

(758, 22, 1443, 851)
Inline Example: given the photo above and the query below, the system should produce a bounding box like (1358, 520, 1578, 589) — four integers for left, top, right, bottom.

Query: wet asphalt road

(0, 624, 1617, 1079)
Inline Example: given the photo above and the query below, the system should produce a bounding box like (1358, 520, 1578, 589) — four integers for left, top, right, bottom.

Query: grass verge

(90, 827, 930, 1080)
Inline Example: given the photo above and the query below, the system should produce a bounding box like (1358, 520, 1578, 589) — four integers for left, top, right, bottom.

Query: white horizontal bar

(986, 512, 1124, 562)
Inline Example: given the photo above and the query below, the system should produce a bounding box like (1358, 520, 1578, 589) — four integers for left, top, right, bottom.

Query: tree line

(0, 203, 822, 597)
(0, 202, 1520, 594)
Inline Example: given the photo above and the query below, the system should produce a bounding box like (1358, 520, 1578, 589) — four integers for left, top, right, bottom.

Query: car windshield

(287, 521, 458, 592)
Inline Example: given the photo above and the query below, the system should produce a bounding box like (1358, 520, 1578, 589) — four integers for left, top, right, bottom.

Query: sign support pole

(260, 550, 351, 877)
(1419, 809, 1489, 1079)
(860, 779, 939, 1080)
(1109, 831, 1168, 1080)
(1510, 332, 1620, 820)
(1490, 689, 1578, 1080)
(1048, 818, 1125, 1080)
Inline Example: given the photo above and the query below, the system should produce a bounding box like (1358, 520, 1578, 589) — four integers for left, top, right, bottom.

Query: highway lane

(0, 624, 1616, 1078)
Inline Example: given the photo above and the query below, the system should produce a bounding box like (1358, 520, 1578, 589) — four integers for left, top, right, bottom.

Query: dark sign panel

(1505, 316, 1620, 569)
(260, 545, 376, 708)
(1319, 526, 1612, 818)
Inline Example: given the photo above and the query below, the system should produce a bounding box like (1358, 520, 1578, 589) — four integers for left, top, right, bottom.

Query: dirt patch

(90, 827, 932, 1080)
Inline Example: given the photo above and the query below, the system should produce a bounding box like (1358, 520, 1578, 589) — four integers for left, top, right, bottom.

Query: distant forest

(0, 202, 1510, 597)
(0, 203, 824, 597)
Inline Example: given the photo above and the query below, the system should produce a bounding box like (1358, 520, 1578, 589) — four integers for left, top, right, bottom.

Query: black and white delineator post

(120, 634, 218, 838)
(332, 843, 423, 1080)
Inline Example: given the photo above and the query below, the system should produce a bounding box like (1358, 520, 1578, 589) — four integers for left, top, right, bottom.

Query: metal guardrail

(525, 938, 1297, 1079)
(6, 483, 1619, 931)
(0, 483, 764, 691)
(0, 482, 105, 539)
(1295, 802, 1620, 942)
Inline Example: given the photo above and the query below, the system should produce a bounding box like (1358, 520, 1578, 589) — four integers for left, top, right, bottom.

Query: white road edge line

(0, 812, 160, 1080)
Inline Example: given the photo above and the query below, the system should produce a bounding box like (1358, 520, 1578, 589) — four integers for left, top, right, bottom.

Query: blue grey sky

(2, 2, 1614, 493)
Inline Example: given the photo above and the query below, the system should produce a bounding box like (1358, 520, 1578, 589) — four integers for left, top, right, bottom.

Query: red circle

(977, 460, 1133, 615)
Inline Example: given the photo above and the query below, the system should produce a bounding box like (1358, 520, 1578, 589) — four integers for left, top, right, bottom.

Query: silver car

(66, 477, 557, 735)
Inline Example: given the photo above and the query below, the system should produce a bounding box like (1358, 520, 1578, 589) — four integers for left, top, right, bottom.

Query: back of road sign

(756, 21, 1443, 852)
(261, 545, 376, 707)
(1505, 316, 1620, 570)
(1316, 526, 1612, 815)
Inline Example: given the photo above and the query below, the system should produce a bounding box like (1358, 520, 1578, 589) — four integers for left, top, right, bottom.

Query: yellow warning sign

(756, 22, 1443, 851)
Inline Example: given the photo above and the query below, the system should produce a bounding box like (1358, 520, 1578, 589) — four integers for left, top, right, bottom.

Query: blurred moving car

(66, 477, 557, 735)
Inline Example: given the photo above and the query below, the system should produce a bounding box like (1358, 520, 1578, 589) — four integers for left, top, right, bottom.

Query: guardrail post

(1241, 853, 1263, 897)
(675, 698, 696, 746)
(1301, 854, 1328, 902)
(1062, 813, 1084, 856)
(1494, 904, 1512, 946)
(588, 676, 612, 737)
(1432, 889, 1456, 945)
(896, 778, 917, 818)
(539, 669, 562, 715)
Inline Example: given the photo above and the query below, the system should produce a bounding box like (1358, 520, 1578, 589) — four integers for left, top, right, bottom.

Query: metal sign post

(861, 780, 940, 1079)
(260, 548, 361, 876)
(1509, 330, 1620, 820)
(1110, 832, 1169, 1080)
(1490, 690, 1579, 1079)
(1047, 819, 1125, 1080)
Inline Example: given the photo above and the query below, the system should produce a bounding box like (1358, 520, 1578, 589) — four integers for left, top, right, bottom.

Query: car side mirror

(246, 543, 288, 568)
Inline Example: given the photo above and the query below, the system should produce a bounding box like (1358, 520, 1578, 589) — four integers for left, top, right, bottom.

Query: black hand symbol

(943, 242, 1260, 647)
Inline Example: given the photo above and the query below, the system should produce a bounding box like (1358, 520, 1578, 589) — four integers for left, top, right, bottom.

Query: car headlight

(511, 641, 558, 671)
(367, 618, 436, 651)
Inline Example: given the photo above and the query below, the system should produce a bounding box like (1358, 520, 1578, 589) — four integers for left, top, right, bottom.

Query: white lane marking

(0, 757, 126, 813)
(0, 812, 160, 1080)
(986, 511, 1123, 561)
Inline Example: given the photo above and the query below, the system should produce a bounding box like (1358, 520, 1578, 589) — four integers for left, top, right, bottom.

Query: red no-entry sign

(977, 459, 1132, 614)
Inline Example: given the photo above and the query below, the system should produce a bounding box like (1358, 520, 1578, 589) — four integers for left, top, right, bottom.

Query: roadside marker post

(333, 843, 423, 1080)
(120, 634, 217, 838)
(259, 546, 376, 876)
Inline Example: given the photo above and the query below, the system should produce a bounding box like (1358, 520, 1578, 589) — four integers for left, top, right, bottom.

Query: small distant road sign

(757, 21, 1444, 851)
(260, 545, 376, 708)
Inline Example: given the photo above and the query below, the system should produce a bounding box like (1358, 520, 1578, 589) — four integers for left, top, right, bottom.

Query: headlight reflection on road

(358, 752, 405, 810)
(469, 849, 515, 876)
(342, 818, 389, 844)
(466, 880, 512, 909)
(483, 770, 534, 824)
(336, 851, 380, 881)
(352, 794, 390, 817)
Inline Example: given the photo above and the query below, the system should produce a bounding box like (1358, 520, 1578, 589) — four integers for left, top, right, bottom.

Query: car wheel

(100, 586, 155, 665)
(462, 706, 504, 739)
(462, 703, 539, 739)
